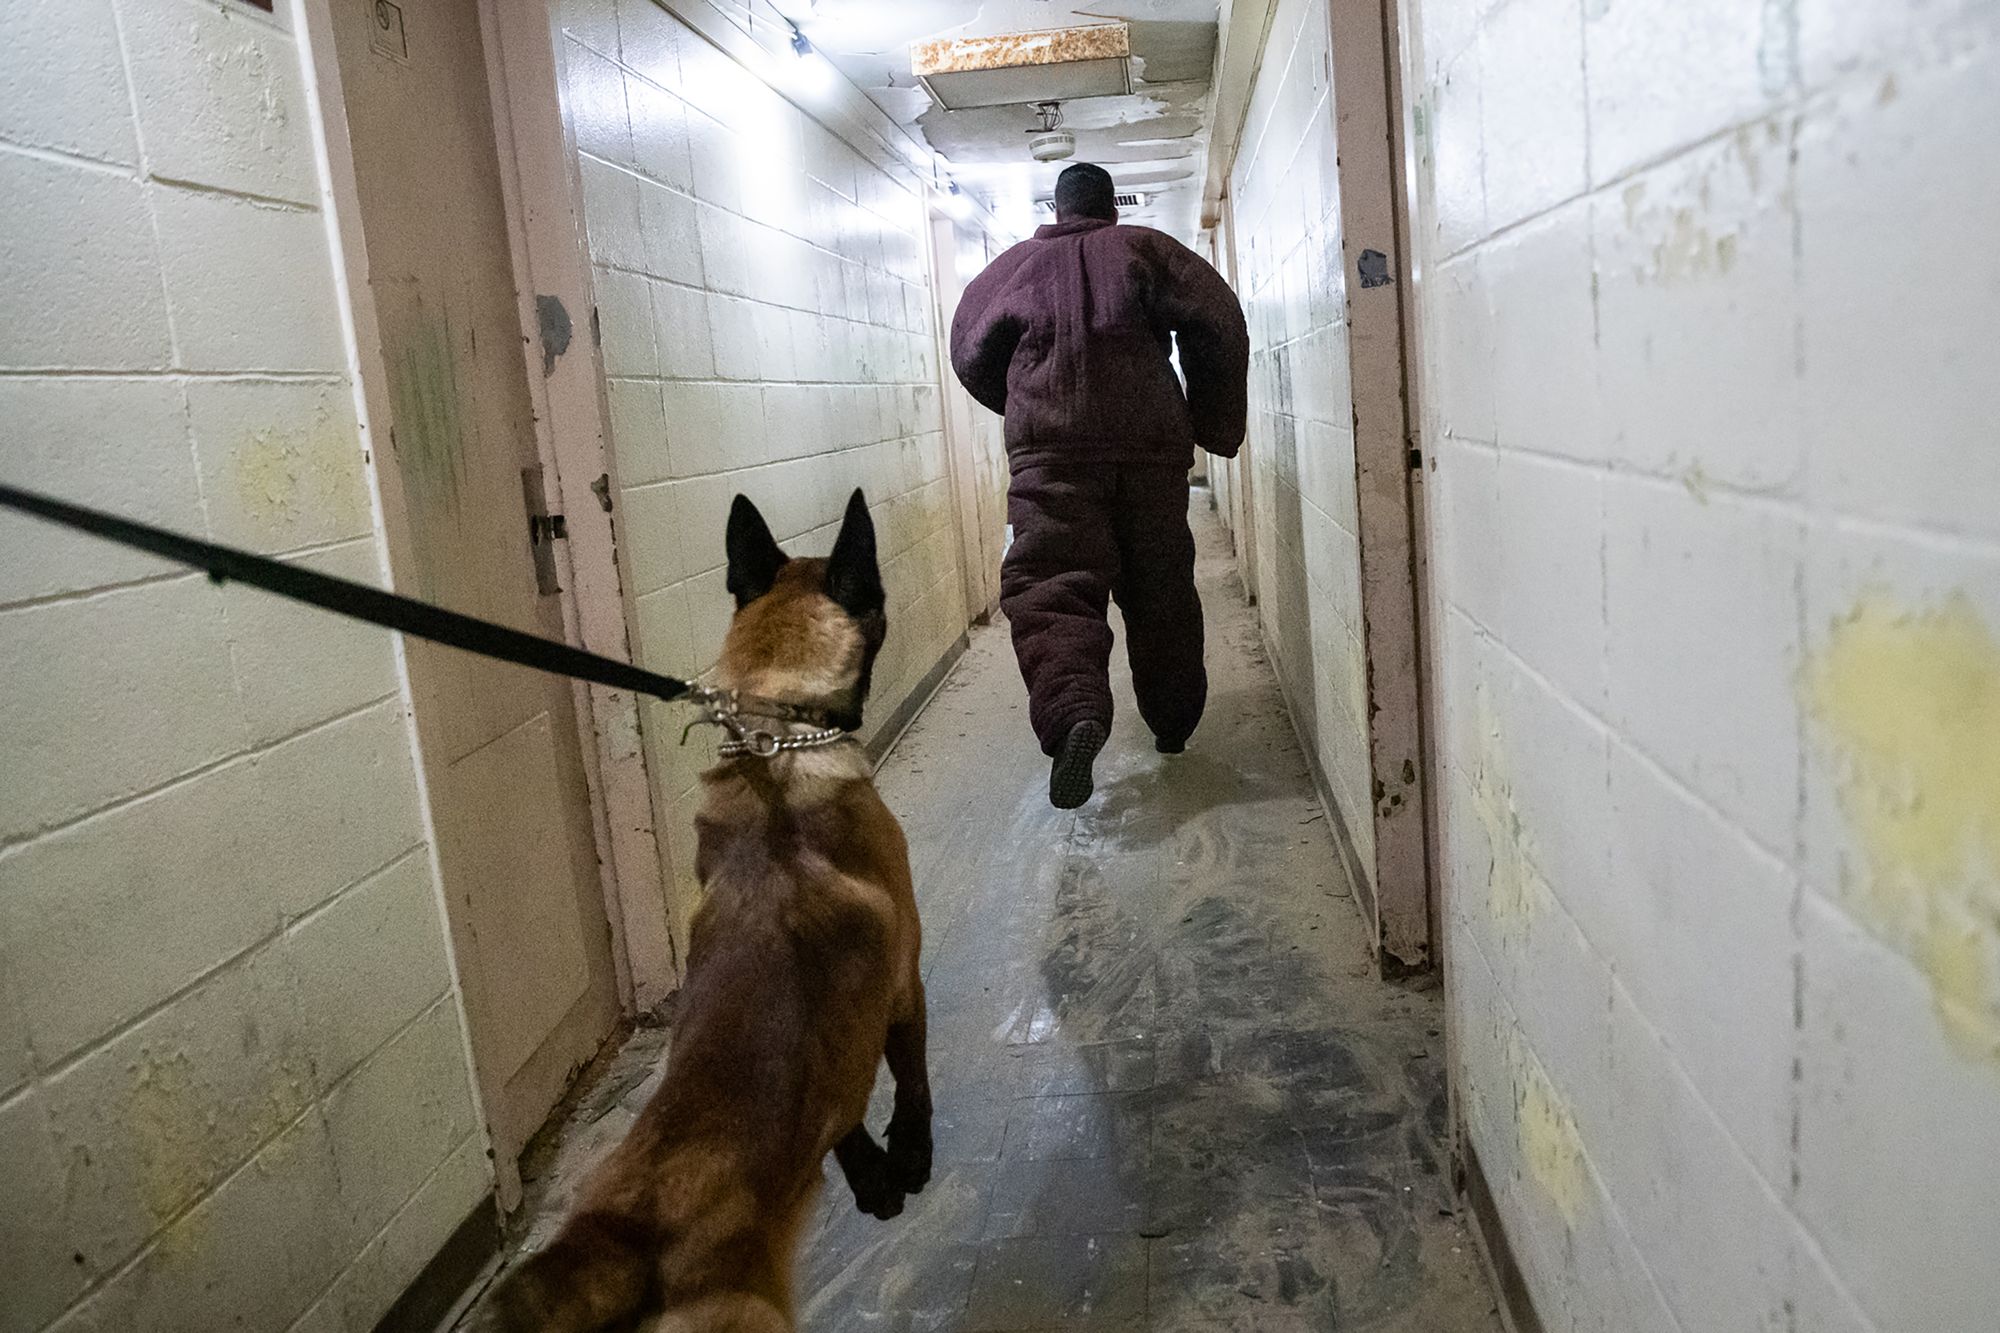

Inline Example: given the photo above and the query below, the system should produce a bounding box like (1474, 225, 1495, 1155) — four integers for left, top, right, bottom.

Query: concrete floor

(464, 498, 1499, 1331)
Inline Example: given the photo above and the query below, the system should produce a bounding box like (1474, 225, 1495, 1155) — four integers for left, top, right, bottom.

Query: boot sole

(1049, 721, 1109, 810)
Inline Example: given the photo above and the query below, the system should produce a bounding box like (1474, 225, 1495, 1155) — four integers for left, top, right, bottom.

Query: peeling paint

(231, 394, 366, 534)
(535, 294, 572, 376)
(1468, 687, 1554, 932)
(1804, 592, 2000, 1063)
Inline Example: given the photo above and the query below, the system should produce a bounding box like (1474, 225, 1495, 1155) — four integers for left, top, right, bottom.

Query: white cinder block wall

(0, 2, 485, 1330)
(554, 0, 968, 944)
(1407, 0, 2000, 1327)
(1227, 0, 1375, 886)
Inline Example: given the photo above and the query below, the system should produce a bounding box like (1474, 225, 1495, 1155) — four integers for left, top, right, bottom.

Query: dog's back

(473, 491, 929, 1333)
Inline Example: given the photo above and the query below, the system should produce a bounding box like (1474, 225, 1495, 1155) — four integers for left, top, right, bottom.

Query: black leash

(0, 482, 696, 705)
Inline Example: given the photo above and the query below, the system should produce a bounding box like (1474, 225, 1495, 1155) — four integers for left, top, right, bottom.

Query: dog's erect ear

(826, 489, 884, 619)
(726, 495, 787, 608)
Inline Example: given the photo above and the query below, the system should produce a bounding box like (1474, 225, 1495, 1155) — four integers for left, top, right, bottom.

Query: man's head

(1053, 162, 1117, 223)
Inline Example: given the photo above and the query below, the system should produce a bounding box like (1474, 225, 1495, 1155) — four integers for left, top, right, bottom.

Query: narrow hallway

(484, 496, 1497, 1331)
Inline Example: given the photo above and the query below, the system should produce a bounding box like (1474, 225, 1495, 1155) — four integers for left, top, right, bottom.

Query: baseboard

(866, 632, 969, 770)
(1459, 1141, 1546, 1333)
(372, 1193, 499, 1333)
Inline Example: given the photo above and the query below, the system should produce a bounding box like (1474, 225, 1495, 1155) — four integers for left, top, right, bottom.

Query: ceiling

(781, 0, 1220, 241)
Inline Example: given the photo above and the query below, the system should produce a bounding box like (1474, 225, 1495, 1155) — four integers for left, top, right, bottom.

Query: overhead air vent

(1037, 193, 1146, 217)
(912, 23, 1132, 112)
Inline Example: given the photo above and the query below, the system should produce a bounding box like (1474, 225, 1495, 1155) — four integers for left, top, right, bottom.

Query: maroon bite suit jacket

(949, 217, 1251, 472)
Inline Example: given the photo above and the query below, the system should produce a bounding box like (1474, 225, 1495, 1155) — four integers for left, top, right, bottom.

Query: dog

(473, 489, 931, 1332)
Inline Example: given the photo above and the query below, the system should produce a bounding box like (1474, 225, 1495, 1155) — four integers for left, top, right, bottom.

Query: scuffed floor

(461, 497, 1499, 1331)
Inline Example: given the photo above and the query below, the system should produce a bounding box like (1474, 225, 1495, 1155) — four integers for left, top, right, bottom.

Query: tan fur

(474, 545, 929, 1333)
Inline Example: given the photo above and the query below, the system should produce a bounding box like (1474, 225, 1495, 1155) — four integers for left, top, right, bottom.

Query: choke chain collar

(682, 684, 853, 760)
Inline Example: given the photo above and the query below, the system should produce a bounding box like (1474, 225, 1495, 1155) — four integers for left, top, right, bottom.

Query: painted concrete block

(653, 280, 712, 379)
(321, 1000, 477, 1254)
(593, 265, 657, 378)
(284, 851, 451, 1093)
(0, 575, 244, 838)
(1584, 0, 1787, 186)
(40, 942, 314, 1275)
(616, 0, 683, 87)
(1603, 738, 1796, 1185)
(617, 482, 681, 596)
(0, 379, 195, 604)
(632, 73, 696, 192)
(318, 1134, 491, 1332)
(1797, 514, 2000, 1004)
(218, 538, 398, 746)
(1427, 252, 1494, 444)
(659, 381, 727, 477)
(1798, 44, 2000, 542)
(1597, 979, 1797, 1332)
(1476, 0, 1587, 230)
(186, 377, 371, 555)
(1603, 476, 1803, 855)
(0, 1087, 86, 1330)
(0, 153, 170, 370)
(563, 41, 633, 168)
(1485, 199, 1600, 464)
(1798, 0, 2000, 91)
(58, 1106, 347, 1333)
(558, 0, 620, 61)
(1794, 892, 2000, 1331)
(118, 0, 318, 205)
(1594, 123, 1804, 493)
(634, 580, 697, 687)
(0, 0, 136, 167)
(153, 185, 345, 373)
(695, 201, 751, 298)
(579, 156, 645, 272)
(1487, 446, 1606, 710)
(0, 700, 424, 1064)
(638, 178, 704, 287)
(706, 295, 761, 381)
(606, 376, 669, 488)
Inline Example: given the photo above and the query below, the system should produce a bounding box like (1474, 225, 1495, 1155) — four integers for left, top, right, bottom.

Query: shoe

(1049, 721, 1109, 810)
(1155, 736, 1187, 755)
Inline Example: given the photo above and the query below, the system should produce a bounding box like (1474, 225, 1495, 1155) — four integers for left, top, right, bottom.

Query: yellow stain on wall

(232, 400, 367, 537)
(1467, 685, 1554, 932)
(1804, 592, 2000, 1063)
(1509, 1032, 1589, 1227)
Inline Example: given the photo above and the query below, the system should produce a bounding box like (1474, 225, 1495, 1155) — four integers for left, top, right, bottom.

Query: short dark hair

(1054, 162, 1117, 221)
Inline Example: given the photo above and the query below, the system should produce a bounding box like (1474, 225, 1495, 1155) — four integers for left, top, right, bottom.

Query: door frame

(1324, 0, 1437, 975)
(924, 208, 990, 629)
(477, 0, 681, 1011)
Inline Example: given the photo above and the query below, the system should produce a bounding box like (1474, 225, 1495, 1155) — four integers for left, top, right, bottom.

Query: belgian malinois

(475, 489, 932, 1332)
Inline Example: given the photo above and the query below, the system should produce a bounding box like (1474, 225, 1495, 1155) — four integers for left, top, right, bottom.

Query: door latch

(522, 466, 566, 595)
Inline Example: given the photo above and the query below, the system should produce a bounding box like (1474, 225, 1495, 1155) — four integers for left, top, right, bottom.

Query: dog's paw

(885, 1122, 932, 1196)
(846, 1160, 907, 1220)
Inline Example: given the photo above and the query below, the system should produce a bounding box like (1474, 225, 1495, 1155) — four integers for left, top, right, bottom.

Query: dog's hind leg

(882, 989, 933, 1195)
(832, 1125, 905, 1220)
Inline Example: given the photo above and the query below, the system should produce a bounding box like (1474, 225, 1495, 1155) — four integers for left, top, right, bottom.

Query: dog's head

(716, 488, 886, 732)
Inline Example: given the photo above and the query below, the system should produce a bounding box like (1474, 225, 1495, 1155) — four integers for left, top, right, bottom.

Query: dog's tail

(471, 1211, 657, 1333)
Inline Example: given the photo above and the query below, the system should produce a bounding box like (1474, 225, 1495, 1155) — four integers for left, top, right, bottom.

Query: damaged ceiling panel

(783, 0, 1219, 241)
